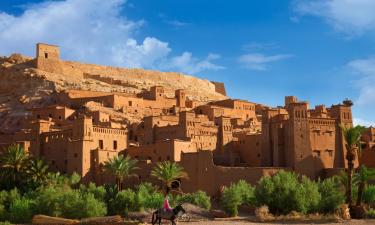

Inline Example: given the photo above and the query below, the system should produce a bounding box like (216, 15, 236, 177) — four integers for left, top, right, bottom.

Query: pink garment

(163, 197, 173, 212)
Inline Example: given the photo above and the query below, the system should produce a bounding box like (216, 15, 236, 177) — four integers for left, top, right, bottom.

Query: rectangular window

(45, 52, 48, 58)
(99, 140, 104, 149)
(129, 101, 132, 106)
(113, 140, 117, 150)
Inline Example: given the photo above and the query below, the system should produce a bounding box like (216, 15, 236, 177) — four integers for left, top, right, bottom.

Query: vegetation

(151, 161, 188, 194)
(353, 165, 375, 206)
(103, 155, 138, 191)
(1, 144, 375, 222)
(339, 125, 366, 206)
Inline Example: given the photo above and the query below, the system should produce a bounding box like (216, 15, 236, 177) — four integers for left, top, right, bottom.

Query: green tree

(104, 155, 138, 191)
(151, 161, 188, 194)
(340, 125, 365, 206)
(28, 159, 49, 187)
(0, 144, 30, 190)
(354, 165, 375, 206)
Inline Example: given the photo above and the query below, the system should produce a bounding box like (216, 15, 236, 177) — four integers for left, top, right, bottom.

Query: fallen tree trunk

(32, 215, 79, 224)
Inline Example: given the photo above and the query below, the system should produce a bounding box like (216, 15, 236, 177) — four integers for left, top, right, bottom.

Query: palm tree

(0, 144, 30, 189)
(151, 161, 188, 194)
(28, 158, 49, 186)
(340, 124, 366, 206)
(354, 165, 375, 206)
(104, 155, 138, 191)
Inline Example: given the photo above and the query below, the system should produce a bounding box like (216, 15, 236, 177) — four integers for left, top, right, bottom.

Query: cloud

(293, 0, 375, 36)
(164, 20, 190, 27)
(238, 53, 293, 71)
(353, 118, 374, 127)
(164, 52, 225, 74)
(347, 57, 375, 107)
(0, 0, 221, 74)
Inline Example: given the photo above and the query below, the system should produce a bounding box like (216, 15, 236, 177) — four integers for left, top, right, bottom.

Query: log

(32, 215, 79, 224)
(80, 215, 123, 223)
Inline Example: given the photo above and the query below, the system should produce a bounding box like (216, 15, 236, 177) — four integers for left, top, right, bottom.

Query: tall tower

(175, 89, 186, 108)
(285, 100, 315, 178)
(35, 43, 63, 73)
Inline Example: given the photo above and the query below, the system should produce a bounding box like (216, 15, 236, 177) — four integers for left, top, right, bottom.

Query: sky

(0, 0, 374, 126)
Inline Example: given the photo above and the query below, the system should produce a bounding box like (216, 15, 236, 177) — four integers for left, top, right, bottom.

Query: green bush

(8, 198, 34, 223)
(176, 191, 211, 210)
(109, 189, 138, 216)
(33, 186, 62, 217)
(59, 190, 106, 219)
(0, 221, 11, 225)
(221, 180, 255, 216)
(136, 183, 164, 210)
(299, 177, 321, 213)
(367, 208, 375, 219)
(80, 182, 106, 202)
(363, 185, 375, 205)
(255, 171, 321, 215)
(318, 177, 345, 213)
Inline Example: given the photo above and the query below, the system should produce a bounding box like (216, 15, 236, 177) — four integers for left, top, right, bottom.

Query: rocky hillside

(0, 53, 227, 132)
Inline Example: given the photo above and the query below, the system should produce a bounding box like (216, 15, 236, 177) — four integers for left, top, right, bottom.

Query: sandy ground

(175, 219, 375, 225)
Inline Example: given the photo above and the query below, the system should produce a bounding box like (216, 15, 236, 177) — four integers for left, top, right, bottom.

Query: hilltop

(0, 46, 227, 132)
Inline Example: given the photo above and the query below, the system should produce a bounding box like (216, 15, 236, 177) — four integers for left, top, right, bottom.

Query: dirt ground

(176, 219, 375, 225)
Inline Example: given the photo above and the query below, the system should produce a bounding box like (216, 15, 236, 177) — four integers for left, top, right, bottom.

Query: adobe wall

(211, 81, 227, 96)
(126, 139, 196, 162)
(233, 133, 262, 166)
(180, 151, 287, 196)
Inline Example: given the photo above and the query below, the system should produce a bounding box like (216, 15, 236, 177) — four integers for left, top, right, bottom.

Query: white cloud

(238, 53, 293, 71)
(353, 118, 374, 127)
(164, 52, 225, 74)
(293, 0, 375, 36)
(165, 20, 190, 27)
(348, 57, 375, 107)
(0, 0, 221, 74)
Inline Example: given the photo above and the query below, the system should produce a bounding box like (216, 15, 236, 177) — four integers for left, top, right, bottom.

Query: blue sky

(0, 0, 374, 126)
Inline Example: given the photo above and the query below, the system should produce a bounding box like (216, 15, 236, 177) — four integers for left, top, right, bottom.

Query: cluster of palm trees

(0, 144, 50, 190)
(103, 155, 187, 194)
(0, 144, 188, 196)
(340, 125, 375, 212)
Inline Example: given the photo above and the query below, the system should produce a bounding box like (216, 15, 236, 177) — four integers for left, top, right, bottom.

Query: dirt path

(175, 219, 375, 225)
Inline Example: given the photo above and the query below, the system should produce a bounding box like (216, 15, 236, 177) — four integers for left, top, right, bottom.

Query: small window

(36, 114, 40, 119)
(51, 160, 55, 165)
(167, 156, 170, 161)
(129, 101, 132, 106)
(49, 113, 53, 118)
(58, 116, 62, 120)
(74, 153, 78, 158)
(113, 140, 117, 150)
(99, 140, 104, 149)
(45, 52, 48, 58)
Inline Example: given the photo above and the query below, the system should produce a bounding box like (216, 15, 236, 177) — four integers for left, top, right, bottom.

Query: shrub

(176, 191, 211, 210)
(80, 182, 106, 202)
(59, 190, 106, 219)
(109, 189, 138, 216)
(0, 222, 11, 225)
(255, 171, 321, 215)
(367, 208, 375, 219)
(33, 186, 62, 216)
(136, 183, 164, 210)
(234, 180, 255, 206)
(221, 185, 242, 217)
(299, 177, 321, 213)
(318, 177, 345, 213)
(8, 198, 34, 223)
(221, 180, 254, 216)
(363, 185, 375, 205)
